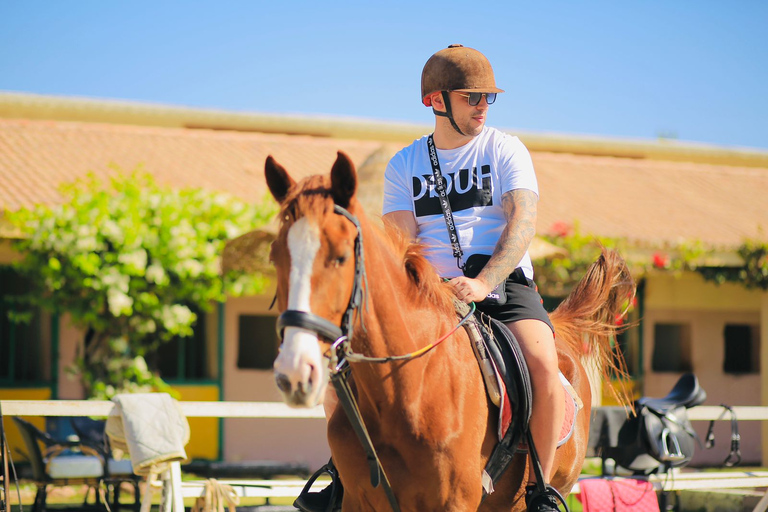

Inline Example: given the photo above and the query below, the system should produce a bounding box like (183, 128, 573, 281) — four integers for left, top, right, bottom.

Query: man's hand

(448, 276, 493, 304)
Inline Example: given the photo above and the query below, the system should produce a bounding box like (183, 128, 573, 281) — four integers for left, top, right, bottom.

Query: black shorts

(474, 268, 554, 333)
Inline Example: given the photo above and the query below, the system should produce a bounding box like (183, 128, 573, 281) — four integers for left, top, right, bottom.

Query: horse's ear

(265, 155, 296, 204)
(330, 151, 357, 208)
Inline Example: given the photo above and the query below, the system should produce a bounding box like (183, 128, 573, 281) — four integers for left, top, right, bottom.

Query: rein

(342, 302, 475, 365)
(274, 204, 475, 512)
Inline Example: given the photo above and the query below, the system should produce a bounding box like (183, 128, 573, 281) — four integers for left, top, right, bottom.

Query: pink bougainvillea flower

(550, 221, 572, 238)
(652, 251, 669, 269)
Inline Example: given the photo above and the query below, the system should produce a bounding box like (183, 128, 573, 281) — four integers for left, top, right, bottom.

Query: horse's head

(265, 152, 362, 408)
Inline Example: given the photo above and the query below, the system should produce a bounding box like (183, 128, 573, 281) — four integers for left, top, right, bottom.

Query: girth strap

(331, 367, 400, 512)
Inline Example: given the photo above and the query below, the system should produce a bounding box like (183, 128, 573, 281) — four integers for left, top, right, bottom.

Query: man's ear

(430, 92, 446, 113)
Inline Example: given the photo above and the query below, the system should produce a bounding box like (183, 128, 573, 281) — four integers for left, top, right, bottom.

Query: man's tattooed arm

(477, 189, 538, 287)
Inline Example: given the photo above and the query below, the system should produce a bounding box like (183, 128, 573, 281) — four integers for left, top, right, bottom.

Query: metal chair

(70, 417, 141, 512)
(12, 416, 105, 511)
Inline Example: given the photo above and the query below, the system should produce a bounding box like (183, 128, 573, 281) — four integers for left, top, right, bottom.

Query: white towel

(106, 393, 190, 476)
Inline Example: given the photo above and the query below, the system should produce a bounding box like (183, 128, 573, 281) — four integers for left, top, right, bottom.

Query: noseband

(275, 204, 367, 366)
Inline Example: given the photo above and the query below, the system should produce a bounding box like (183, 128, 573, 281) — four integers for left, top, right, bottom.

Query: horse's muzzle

(275, 371, 326, 408)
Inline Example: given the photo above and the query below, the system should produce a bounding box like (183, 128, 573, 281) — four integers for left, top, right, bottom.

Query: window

(237, 315, 279, 370)
(152, 306, 217, 381)
(0, 266, 49, 385)
(651, 322, 692, 373)
(723, 324, 759, 374)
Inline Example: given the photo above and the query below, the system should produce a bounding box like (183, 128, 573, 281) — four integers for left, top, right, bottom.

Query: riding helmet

(421, 44, 504, 106)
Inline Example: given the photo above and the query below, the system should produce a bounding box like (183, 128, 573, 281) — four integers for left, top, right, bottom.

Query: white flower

(107, 289, 133, 316)
(133, 356, 149, 374)
(110, 336, 128, 353)
(146, 263, 168, 285)
(224, 221, 240, 239)
(179, 259, 204, 277)
(118, 249, 148, 273)
(130, 316, 157, 334)
(75, 236, 99, 253)
(102, 219, 124, 244)
(101, 267, 130, 293)
(159, 304, 194, 330)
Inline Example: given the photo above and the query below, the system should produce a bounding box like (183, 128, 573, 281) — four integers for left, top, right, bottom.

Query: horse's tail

(549, 247, 635, 408)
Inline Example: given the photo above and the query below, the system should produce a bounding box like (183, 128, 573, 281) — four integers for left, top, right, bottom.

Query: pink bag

(576, 478, 659, 512)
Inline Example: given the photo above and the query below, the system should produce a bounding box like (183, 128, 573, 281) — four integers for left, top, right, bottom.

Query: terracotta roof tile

(0, 118, 383, 211)
(2, 118, 767, 250)
(532, 151, 768, 247)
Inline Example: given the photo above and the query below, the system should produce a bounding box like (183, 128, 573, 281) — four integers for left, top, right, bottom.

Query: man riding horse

(296, 44, 565, 512)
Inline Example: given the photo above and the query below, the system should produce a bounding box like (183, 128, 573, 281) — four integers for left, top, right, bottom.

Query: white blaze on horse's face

(273, 217, 329, 408)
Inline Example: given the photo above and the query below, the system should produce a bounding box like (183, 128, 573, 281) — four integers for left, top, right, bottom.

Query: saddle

(457, 300, 533, 494)
(602, 373, 708, 474)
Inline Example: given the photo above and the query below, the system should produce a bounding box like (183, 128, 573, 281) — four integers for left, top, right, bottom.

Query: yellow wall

(0, 388, 52, 460)
(644, 271, 763, 312)
(170, 384, 220, 460)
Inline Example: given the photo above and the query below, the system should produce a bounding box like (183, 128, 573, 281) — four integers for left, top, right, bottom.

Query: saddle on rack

(603, 373, 707, 474)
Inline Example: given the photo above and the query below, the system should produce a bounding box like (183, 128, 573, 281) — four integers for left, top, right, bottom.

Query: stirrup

(525, 484, 568, 512)
(294, 459, 342, 512)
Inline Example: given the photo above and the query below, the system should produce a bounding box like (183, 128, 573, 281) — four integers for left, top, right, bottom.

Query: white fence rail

(3, 401, 768, 511)
(2, 400, 766, 421)
(0, 399, 325, 418)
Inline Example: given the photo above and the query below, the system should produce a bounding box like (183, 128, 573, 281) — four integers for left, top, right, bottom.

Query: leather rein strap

(274, 205, 400, 512)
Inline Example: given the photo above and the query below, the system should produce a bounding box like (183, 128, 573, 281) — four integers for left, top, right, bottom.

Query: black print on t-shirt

(413, 165, 493, 217)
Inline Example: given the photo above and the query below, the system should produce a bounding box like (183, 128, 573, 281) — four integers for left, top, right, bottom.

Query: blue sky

(2, 1, 767, 149)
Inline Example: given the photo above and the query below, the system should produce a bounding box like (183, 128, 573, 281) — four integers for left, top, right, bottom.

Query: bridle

(275, 204, 368, 370)
(275, 204, 475, 370)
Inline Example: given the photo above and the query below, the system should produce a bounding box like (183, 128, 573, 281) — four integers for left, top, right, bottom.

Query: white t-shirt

(382, 126, 538, 279)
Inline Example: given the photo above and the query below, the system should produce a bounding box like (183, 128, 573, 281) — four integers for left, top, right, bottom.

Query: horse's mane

(383, 223, 456, 315)
(280, 175, 456, 316)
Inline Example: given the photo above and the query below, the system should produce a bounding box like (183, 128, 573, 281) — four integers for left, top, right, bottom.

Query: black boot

(525, 484, 566, 512)
(294, 459, 343, 512)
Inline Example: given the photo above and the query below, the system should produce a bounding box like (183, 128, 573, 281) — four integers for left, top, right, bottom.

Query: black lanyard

(427, 134, 465, 270)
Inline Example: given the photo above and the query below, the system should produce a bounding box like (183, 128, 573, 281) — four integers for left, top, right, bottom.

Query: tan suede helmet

(421, 44, 504, 106)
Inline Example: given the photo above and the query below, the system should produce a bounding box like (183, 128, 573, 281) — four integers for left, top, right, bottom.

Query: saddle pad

(513, 372, 582, 450)
(576, 478, 659, 512)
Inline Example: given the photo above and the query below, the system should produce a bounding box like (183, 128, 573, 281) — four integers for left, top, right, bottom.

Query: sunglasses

(454, 92, 497, 106)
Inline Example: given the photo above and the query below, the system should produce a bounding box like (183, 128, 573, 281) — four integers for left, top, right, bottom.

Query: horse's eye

(334, 255, 347, 268)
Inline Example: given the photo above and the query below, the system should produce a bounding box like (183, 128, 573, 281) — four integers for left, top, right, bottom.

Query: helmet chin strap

(432, 91, 465, 136)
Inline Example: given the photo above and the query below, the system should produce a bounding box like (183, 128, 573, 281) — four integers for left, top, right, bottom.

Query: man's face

(447, 91, 491, 137)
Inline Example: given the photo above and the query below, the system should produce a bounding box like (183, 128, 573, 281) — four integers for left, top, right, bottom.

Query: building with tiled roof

(2, 91, 768, 468)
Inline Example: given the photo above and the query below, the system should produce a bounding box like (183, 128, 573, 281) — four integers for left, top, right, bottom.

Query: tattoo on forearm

(477, 189, 537, 287)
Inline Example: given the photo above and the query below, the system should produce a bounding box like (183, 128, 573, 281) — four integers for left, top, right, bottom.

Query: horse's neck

(360, 224, 450, 343)
(351, 222, 463, 403)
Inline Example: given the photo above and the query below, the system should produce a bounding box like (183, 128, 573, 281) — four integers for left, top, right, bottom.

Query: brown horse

(264, 151, 633, 511)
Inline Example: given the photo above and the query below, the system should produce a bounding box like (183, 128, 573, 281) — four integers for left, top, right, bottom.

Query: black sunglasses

(454, 92, 497, 106)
